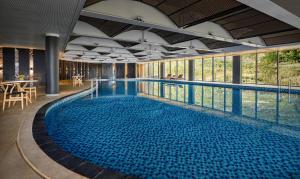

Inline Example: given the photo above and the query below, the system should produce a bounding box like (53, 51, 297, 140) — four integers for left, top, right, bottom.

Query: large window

(143, 63, 148, 77)
(203, 58, 213, 81)
(241, 54, 256, 84)
(177, 60, 185, 79)
(171, 60, 177, 76)
(278, 49, 300, 86)
(153, 62, 159, 79)
(148, 63, 153, 78)
(257, 52, 277, 85)
(225, 56, 232, 83)
(195, 58, 202, 81)
(214, 56, 224, 82)
(164, 61, 171, 77)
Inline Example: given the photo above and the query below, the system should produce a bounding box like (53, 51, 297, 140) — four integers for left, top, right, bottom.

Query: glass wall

(278, 49, 300, 86)
(153, 62, 159, 79)
(194, 58, 202, 81)
(214, 56, 225, 82)
(203, 58, 213, 81)
(257, 52, 277, 85)
(141, 48, 299, 87)
(241, 54, 256, 84)
(164, 61, 171, 77)
(225, 56, 233, 83)
(148, 63, 153, 78)
(171, 60, 177, 76)
(177, 60, 185, 79)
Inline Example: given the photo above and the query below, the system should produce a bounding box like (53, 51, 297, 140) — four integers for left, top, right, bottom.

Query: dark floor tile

(94, 169, 129, 179)
(73, 162, 103, 178)
(58, 155, 85, 170)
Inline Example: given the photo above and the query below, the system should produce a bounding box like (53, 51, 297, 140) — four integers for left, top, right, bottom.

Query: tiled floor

(0, 81, 90, 179)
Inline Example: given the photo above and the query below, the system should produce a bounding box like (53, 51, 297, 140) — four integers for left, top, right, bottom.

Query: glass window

(153, 62, 159, 79)
(195, 58, 202, 81)
(241, 54, 256, 84)
(143, 63, 148, 78)
(278, 49, 300, 86)
(257, 52, 277, 85)
(171, 60, 177, 76)
(177, 60, 185, 79)
(225, 88, 232, 112)
(148, 63, 153, 78)
(225, 56, 233, 83)
(164, 61, 171, 77)
(214, 56, 225, 82)
(203, 58, 213, 81)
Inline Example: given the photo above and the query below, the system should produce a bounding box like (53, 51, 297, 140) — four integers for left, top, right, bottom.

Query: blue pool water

(45, 80, 300, 178)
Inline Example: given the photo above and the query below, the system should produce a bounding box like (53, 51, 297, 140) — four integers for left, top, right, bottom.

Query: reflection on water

(92, 80, 300, 129)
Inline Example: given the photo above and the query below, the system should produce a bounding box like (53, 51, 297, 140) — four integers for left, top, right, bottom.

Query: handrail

(288, 79, 291, 103)
(278, 80, 281, 101)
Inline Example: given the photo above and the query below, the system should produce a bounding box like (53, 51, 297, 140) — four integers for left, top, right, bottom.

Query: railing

(288, 79, 291, 103)
(90, 79, 98, 99)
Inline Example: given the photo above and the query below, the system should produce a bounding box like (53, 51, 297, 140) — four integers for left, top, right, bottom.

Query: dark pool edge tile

(32, 89, 138, 179)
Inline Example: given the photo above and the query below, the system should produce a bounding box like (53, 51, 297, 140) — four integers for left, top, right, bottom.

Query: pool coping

(30, 89, 137, 179)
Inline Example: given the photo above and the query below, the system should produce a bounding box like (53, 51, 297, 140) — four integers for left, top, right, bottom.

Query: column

(232, 55, 241, 84)
(188, 60, 194, 81)
(45, 33, 59, 95)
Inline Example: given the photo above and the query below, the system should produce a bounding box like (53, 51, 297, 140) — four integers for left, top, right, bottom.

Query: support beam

(188, 60, 194, 81)
(45, 34, 60, 95)
(160, 62, 165, 79)
(232, 55, 241, 84)
(237, 0, 300, 29)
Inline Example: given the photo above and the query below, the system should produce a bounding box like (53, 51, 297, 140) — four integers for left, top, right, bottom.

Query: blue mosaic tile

(45, 95, 300, 178)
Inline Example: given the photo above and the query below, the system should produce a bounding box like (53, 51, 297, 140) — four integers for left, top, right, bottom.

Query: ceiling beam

(237, 0, 300, 29)
(80, 9, 264, 48)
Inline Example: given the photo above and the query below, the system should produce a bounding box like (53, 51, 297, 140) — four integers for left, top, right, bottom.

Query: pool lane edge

(30, 89, 136, 179)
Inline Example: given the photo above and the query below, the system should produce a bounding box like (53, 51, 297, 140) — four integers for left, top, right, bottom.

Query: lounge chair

(164, 74, 171, 79)
(177, 74, 184, 80)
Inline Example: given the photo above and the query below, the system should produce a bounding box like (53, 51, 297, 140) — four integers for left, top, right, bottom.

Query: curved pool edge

(16, 89, 90, 179)
(28, 89, 136, 179)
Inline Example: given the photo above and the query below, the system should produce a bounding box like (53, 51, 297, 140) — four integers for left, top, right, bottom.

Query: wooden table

(2, 80, 38, 102)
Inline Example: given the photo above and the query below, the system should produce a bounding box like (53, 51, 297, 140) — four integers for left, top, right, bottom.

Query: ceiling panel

(199, 38, 238, 49)
(262, 29, 300, 46)
(0, 0, 85, 50)
(169, 0, 243, 27)
(141, 0, 165, 6)
(157, 0, 199, 15)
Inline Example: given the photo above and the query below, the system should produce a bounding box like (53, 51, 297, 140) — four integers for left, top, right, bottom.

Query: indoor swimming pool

(42, 80, 300, 178)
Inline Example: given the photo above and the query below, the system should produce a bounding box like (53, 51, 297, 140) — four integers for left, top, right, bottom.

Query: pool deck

(0, 81, 90, 179)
